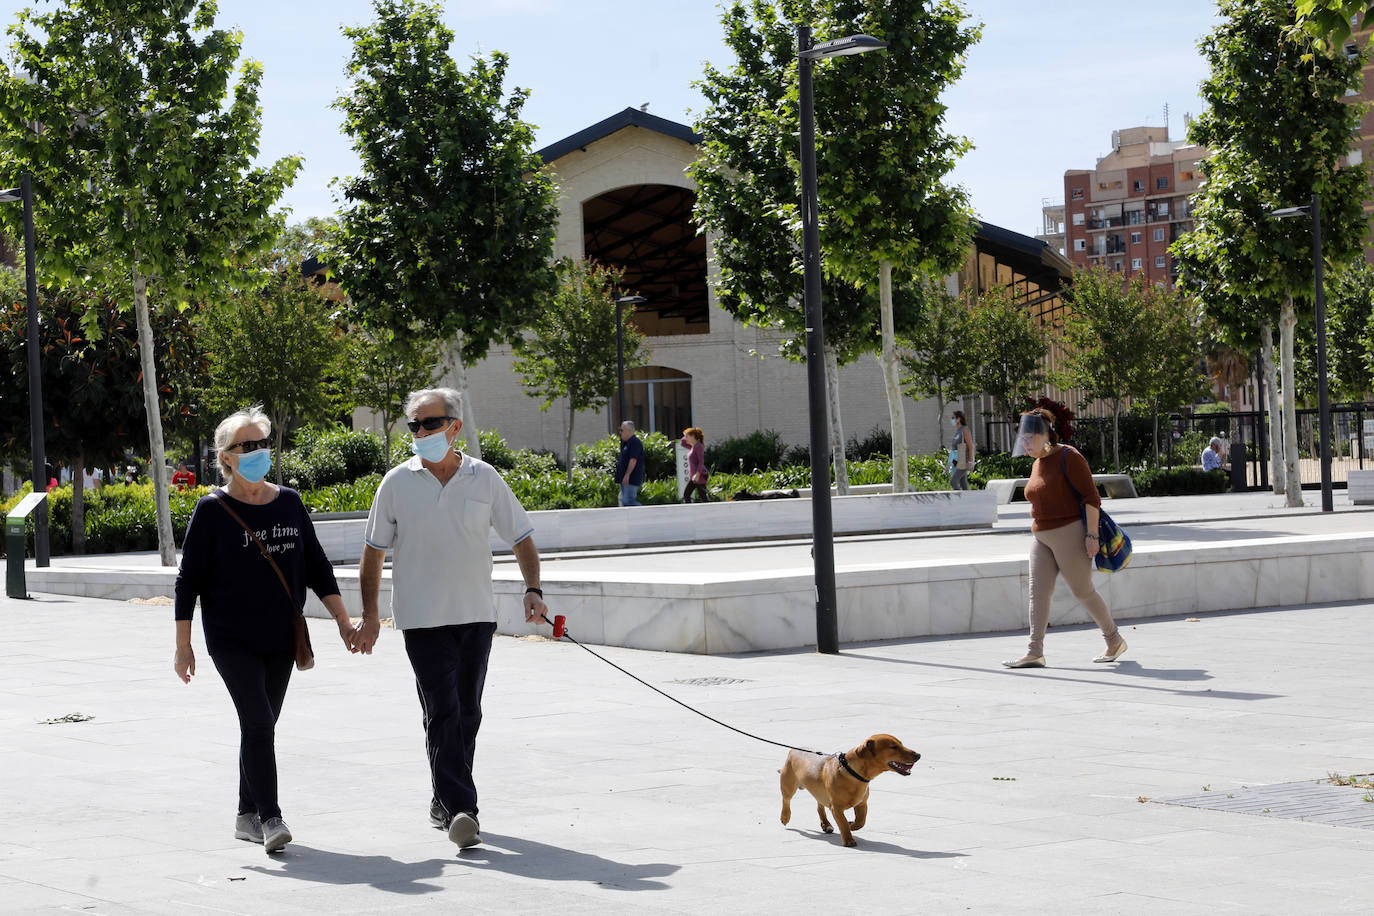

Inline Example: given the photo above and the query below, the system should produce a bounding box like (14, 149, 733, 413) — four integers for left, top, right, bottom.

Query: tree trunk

(133, 266, 177, 566)
(273, 413, 286, 485)
(877, 260, 907, 493)
(72, 447, 85, 555)
(565, 401, 577, 485)
(451, 330, 482, 460)
(1151, 412, 1160, 466)
(1261, 322, 1283, 494)
(1279, 299, 1303, 507)
(824, 345, 850, 495)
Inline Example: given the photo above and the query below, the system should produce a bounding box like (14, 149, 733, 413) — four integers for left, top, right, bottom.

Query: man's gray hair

(1209, 436, 1224, 449)
(213, 405, 271, 483)
(405, 387, 463, 420)
(620, 420, 636, 431)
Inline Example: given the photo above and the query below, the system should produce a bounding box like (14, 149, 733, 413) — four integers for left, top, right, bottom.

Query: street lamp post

(0, 173, 49, 565)
(615, 295, 645, 429)
(798, 26, 887, 654)
(1269, 195, 1332, 512)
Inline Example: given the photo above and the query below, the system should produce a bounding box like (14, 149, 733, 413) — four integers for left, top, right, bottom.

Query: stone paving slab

(3, 585, 1374, 914)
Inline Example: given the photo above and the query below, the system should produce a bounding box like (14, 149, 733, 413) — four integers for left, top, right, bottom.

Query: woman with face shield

(1003, 408, 1127, 668)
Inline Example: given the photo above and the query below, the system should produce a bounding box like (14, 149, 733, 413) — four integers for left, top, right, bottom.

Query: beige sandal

(1093, 638, 1128, 663)
(1002, 655, 1046, 669)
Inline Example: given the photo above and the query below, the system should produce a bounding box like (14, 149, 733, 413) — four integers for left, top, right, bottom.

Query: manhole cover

(1153, 777, 1374, 829)
(667, 676, 752, 687)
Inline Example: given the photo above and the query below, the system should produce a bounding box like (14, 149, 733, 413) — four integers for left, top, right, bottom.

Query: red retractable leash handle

(537, 612, 824, 757)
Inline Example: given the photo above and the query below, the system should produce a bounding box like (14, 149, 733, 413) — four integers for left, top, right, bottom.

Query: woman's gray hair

(213, 406, 271, 483)
(404, 387, 463, 420)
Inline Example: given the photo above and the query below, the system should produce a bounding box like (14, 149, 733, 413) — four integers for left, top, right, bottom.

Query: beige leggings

(1027, 521, 1119, 657)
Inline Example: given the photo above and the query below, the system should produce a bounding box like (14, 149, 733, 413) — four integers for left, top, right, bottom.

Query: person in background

(1002, 407, 1127, 670)
(948, 410, 975, 490)
(679, 427, 709, 503)
(173, 406, 358, 854)
(1201, 437, 1227, 472)
(615, 420, 646, 506)
(82, 466, 104, 490)
(172, 461, 197, 490)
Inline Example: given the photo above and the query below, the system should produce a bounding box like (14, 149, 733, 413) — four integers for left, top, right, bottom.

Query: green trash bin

(6, 491, 47, 599)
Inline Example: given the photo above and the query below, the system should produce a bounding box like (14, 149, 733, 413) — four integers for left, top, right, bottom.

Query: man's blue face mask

(411, 423, 454, 463)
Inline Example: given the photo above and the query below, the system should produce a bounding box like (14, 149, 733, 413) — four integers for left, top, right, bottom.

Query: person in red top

(172, 461, 197, 490)
(1002, 408, 1126, 669)
(679, 427, 709, 503)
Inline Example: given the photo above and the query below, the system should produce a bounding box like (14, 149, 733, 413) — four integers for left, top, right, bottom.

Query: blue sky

(1, 0, 1221, 238)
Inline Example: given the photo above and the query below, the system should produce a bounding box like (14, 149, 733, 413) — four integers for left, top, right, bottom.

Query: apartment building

(1346, 25, 1374, 261)
(1058, 126, 1207, 288)
(1036, 200, 1065, 257)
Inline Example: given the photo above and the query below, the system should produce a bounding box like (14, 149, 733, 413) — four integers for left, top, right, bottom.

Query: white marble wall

(27, 531, 1374, 656)
(312, 489, 997, 563)
(1349, 470, 1374, 506)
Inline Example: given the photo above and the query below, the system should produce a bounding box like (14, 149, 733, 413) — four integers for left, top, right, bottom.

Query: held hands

(174, 645, 195, 683)
(354, 616, 381, 655)
(335, 616, 361, 654)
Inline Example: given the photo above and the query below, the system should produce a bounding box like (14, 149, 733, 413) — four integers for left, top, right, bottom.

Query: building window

(1072, 212, 1085, 226)
(1131, 231, 1141, 244)
(1131, 257, 1142, 270)
(1155, 256, 1167, 269)
(1113, 261, 1123, 272)
(1153, 228, 1166, 242)
(1133, 179, 1144, 192)
(1156, 176, 1169, 190)
(1351, 148, 1365, 166)
(1071, 187, 1084, 200)
(1180, 170, 1195, 181)
(1074, 238, 1086, 251)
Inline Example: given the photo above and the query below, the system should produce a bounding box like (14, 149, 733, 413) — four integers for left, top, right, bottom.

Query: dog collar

(837, 752, 870, 783)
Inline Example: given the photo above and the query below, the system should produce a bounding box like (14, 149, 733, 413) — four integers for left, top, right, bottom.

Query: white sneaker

(262, 816, 292, 853)
(447, 812, 480, 849)
(234, 813, 263, 844)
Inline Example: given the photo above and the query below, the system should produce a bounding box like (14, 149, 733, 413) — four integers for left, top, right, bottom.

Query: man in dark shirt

(614, 420, 646, 506)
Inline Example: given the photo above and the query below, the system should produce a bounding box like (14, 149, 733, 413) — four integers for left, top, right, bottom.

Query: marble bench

(1350, 469, 1374, 505)
(986, 473, 1138, 505)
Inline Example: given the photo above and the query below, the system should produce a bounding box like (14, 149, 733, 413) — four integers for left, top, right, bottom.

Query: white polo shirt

(364, 454, 534, 630)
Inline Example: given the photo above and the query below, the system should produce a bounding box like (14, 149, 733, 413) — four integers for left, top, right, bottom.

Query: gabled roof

(535, 107, 702, 165)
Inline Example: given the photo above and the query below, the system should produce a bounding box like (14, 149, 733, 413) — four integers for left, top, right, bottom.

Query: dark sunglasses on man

(406, 416, 455, 434)
(227, 438, 272, 453)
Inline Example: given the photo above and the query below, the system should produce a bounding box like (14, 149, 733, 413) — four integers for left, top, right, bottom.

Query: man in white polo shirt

(356, 387, 548, 850)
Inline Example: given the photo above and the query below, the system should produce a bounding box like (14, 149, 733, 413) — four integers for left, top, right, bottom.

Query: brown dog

(779, 734, 920, 847)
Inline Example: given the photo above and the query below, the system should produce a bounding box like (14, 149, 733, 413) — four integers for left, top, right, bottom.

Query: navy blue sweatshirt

(174, 487, 340, 655)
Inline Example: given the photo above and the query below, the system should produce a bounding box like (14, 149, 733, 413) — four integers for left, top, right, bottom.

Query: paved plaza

(3, 555, 1373, 912)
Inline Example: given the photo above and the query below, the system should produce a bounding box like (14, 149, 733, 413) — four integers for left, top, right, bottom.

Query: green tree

(1134, 286, 1209, 463)
(1294, 1, 1374, 49)
(898, 280, 976, 447)
(1173, 0, 1367, 506)
(0, 271, 202, 552)
(965, 285, 1048, 429)
(0, 0, 301, 563)
(1059, 268, 1157, 471)
(343, 325, 447, 461)
(332, 0, 559, 461)
(513, 259, 649, 480)
(195, 261, 344, 480)
(691, 0, 979, 493)
(1323, 261, 1374, 400)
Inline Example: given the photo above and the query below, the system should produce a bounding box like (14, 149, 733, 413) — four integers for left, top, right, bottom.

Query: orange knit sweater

(1023, 445, 1100, 532)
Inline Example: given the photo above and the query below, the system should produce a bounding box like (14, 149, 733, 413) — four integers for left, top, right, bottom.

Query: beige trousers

(1027, 521, 1119, 658)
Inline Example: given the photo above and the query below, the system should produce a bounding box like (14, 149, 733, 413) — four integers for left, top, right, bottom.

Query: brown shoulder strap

(213, 491, 295, 606)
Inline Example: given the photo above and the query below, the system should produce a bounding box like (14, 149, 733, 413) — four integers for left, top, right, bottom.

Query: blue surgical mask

(235, 449, 272, 483)
(411, 429, 453, 463)
(950, 418, 959, 427)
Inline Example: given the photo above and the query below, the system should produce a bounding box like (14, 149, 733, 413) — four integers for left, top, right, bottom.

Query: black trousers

(403, 622, 497, 819)
(210, 643, 294, 820)
(682, 480, 709, 503)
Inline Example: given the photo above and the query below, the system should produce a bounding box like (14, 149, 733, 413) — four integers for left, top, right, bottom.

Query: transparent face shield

(1012, 414, 1050, 457)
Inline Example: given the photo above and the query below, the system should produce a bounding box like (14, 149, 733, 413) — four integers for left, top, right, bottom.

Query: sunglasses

(406, 415, 455, 434)
(228, 438, 272, 453)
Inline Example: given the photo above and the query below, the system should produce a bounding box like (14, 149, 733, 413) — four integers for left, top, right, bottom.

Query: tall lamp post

(0, 173, 49, 565)
(1269, 195, 1332, 513)
(798, 27, 887, 654)
(615, 295, 645, 429)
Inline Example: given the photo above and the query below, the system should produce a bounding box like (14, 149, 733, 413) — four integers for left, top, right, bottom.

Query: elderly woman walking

(1002, 407, 1127, 669)
(173, 407, 359, 853)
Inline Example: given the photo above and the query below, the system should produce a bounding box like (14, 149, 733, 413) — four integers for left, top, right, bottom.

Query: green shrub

(1131, 466, 1229, 496)
(968, 452, 1035, 487)
(705, 429, 788, 473)
(846, 425, 892, 462)
(280, 426, 389, 489)
(575, 432, 675, 480)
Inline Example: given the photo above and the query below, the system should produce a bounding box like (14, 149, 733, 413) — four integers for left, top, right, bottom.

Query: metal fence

(985, 404, 1374, 492)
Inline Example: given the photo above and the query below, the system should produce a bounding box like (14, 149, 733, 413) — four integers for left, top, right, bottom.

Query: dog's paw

(780, 812, 790, 826)
(848, 821, 862, 831)
(843, 837, 858, 848)
(820, 823, 834, 834)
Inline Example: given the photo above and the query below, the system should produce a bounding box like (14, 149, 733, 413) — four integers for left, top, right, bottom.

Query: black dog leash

(539, 613, 826, 757)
